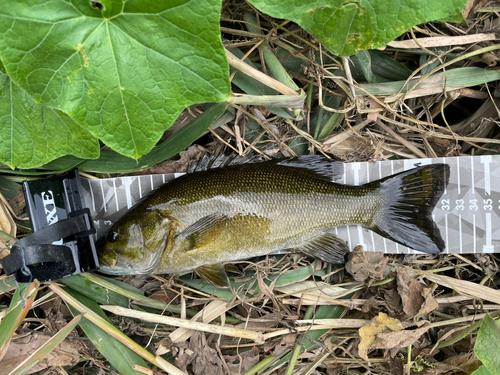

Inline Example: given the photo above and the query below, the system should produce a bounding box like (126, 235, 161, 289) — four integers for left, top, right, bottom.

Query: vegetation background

(0, 0, 499, 374)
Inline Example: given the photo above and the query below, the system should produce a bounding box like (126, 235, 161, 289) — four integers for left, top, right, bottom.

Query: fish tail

(369, 164, 450, 254)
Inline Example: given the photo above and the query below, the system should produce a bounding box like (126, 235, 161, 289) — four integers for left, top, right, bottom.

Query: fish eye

(107, 230, 120, 243)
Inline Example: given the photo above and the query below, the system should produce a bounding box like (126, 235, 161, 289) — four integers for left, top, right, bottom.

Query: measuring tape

(81, 155, 500, 255)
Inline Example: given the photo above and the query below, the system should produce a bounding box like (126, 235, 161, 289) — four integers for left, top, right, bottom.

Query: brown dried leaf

(272, 333, 297, 356)
(367, 97, 384, 122)
(474, 254, 497, 275)
(362, 287, 402, 316)
(358, 312, 404, 361)
(326, 135, 374, 162)
(139, 144, 207, 175)
(0, 197, 15, 235)
(175, 331, 227, 375)
(442, 351, 482, 374)
(462, 0, 489, 18)
(437, 327, 476, 356)
(345, 247, 388, 284)
(376, 321, 430, 356)
(224, 346, 260, 375)
(1, 333, 80, 374)
(0, 193, 16, 258)
(396, 266, 438, 319)
(7, 189, 26, 219)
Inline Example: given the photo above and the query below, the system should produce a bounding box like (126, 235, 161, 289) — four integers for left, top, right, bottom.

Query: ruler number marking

(469, 199, 478, 211)
(484, 199, 493, 211)
(441, 199, 450, 211)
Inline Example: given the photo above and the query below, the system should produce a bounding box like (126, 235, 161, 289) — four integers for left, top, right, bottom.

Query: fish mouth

(97, 249, 117, 268)
(96, 246, 165, 276)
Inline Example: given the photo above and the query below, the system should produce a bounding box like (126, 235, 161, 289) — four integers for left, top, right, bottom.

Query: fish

(97, 155, 450, 286)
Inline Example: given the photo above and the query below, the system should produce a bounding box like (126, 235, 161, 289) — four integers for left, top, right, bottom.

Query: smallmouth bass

(97, 156, 450, 286)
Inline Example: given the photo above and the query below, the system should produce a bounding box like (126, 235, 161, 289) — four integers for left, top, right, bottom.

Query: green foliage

(473, 366, 494, 375)
(0, 0, 468, 169)
(0, 0, 230, 162)
(247, 0, 467, 56)
(42, 102, 230, 173)
(473, 315, 500, 375)
(0, 68, 99, 169)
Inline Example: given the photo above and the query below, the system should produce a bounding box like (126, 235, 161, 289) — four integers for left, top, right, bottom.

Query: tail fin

(370, 164, 450, 254)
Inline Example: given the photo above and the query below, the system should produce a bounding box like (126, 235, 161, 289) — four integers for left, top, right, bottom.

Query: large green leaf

(247, 0, 467, 56)
(474, 315, 500, 375)
(0, 0, 230, 159)
(0, 69, 99, 169)
(41, 102, 230, 173)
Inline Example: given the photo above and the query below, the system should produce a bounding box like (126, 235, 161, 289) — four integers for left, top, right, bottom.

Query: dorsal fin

(276, 155, 344, 181)
(189, 153, 344, 182)
(188, 152, 262, 173)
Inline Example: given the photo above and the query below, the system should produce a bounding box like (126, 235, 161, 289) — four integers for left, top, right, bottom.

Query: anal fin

(195, 263, 229, 287)
(295, 232, 349, 263)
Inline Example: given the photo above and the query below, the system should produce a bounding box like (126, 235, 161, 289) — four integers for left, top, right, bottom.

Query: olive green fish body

(98, 156, 450, 285)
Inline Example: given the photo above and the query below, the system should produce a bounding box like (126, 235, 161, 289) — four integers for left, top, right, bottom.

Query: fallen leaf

(1, 332, 80, 374)
(474, 254, 497, 275)
(0, 192, 16, 257)
(6, 189, 25, 219)
(362, 287, 402, 316)
(358, 312, 404, 361)
(346, 247, 388, 284)
(376, 321, 430, 358)
(443, 351, 482, 374)
(272, 334, 297, 356)
(175, 331, 226, 375)
(224, 346, 260, 375)
(397, 266, 438, 319)
(43, 297, 76, 333)
(462, 0, 489, 18)
(146, 145, 207, 174)
(367, 97, 384, 122)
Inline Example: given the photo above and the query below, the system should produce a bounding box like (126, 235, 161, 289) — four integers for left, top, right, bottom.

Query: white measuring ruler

(81, 155, 500, 255)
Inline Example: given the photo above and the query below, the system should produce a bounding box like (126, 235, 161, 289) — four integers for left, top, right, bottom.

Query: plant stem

(229, 93, 305, 107)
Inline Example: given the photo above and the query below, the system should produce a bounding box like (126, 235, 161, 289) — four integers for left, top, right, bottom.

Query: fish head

(97, 210, 171, 275)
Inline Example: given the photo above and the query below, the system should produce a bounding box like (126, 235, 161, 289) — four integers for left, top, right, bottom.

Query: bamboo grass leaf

(0, 282, 39, 360)
(357, 67, 500, 102)
(54, 285, 157, 375)
(8, 315, 83, 375)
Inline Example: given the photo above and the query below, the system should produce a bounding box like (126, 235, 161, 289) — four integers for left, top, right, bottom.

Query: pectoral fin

(295, 232, 349, 263)
(177, 214, 227, 251)
(195, 263, 229, 287)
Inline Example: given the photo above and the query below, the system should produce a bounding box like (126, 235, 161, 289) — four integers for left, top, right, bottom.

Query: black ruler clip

(1, 170, 100, 282)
